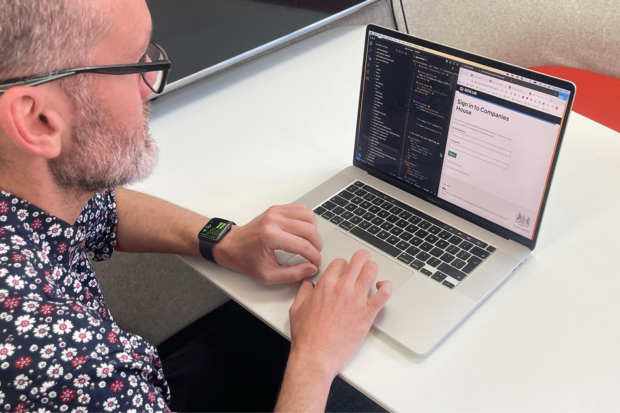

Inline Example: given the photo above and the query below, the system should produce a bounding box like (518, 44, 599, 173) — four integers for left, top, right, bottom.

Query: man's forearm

(114, 188, 208, 257)
(275, 351, 333, 412)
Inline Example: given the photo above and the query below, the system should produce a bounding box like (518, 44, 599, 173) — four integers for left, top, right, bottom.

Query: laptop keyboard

(313, 181, 496, 289)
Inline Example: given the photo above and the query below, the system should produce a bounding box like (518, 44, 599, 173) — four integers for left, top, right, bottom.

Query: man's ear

(0, 85, 71, 159)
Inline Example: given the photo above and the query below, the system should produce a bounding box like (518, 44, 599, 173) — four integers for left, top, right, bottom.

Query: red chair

(529, 67, 620, 133)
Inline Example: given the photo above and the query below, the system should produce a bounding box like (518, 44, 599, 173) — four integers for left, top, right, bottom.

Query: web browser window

(355, 30, 571, 240)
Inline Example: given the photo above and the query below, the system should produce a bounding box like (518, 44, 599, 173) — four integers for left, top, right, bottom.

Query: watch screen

(199, 219, 228, 241)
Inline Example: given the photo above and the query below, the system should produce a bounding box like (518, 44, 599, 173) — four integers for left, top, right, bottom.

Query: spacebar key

(350, 227, 401, 257)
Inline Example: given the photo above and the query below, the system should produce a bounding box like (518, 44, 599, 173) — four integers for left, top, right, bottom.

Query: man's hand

(275, 250, 393, 412)
(212, 204, 323, 285)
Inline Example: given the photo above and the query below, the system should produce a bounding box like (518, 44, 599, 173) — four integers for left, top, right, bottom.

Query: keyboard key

(474, 240, 488, 249)
(421, 268, 433, 276)
(380, 222, 394, 231)
(349, 227, 400, 257)
(409, 237, 424, 247)
(448, 235, 463, 245)
(330, 216, 344, 225)
(451, 259, 466, 269)
(341, 211, 354, 220)
(377, 230, 390, 240)
(350, 196, 364, 205)
(405, 224, 418, 233)
(419, 242, 433, 252)
(345, 203, 357, 212)
(314, 206, 327, 216)
(428, 225, 442, 235)
(386, 215, 399, 223)
(350, 216, 363, 225)
(322, 211, 335, 220)
(390, 206, 403, 215)
(382, 202, 394, 211)
(362, 212, 375, 221)
(367, 225, 380, 234)
(368, 205, 381, 214)
(437, 263, 466, 281)
(346, 184, 358, 192)
(442, 280, 455, 289)
(331, 196, 349, 207)
(377, 210, 390, 219)
(371, 217, 385, 226)
(356, 189, 368, 197)
(418, 221, 432, 230)
(332, 206, 345, 215)
(372, 198, 385, 206)
(353, 207, 366, 216)
(456, 250, 471, 260)
(408, 216, 422, 225)
(435, 240, 450, 249)
(339, 221, 354, 231)
(322, 201, 337, 210)
(426, 234, 439, 244)
(406, 246, 420, 256)
(386, 235, 400, 245)
(339, 190, 355, 200)
(459, 241, 474, 251)
(395, 219, 409, 228)
(438, 230, 452, 240)
(486, 245, 497, 253)
(389, 227, 403, 236)
(354, 181, 364, 187)
(363, 193, 376, 201)
(399, 211, 413, 220)
(415, 229, 429, 239)
(397, 253, 415, 264)
(399, 232, 413, 241)
(360, 201, 372, 209)
(430, 247, 444, 258)
(440, 252, 455, 263)
(469, 246, 490, 260)
(410, 260, 425, 270)
(395, 240, 409, 250)
(462, 256, 483, 274)
(431, 272, 447, 282)
(416, 251, 431, 262)
(446, 245, 460, 255)
(426, 257, 442, 267)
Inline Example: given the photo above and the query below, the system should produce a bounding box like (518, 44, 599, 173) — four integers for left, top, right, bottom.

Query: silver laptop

(278, 25, 575, 356)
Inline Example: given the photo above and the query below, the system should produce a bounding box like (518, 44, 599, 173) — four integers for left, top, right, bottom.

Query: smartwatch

(198, 218, 236, 262)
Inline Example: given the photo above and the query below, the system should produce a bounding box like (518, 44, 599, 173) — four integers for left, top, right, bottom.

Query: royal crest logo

(516, 213, 531, 227)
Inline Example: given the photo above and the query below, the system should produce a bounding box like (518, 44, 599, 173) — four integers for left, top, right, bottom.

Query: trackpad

(286, 229, 413, 295)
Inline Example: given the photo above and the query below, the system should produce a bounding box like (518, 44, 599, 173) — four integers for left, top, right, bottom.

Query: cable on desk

(399, 0, 410, 34)
(390, 0, 399, 32)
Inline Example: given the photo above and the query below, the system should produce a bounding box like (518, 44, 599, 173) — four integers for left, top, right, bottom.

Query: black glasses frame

(0, 42, 171, 94)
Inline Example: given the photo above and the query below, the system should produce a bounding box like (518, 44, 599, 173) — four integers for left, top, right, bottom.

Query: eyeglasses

(0, 42, 171, 95)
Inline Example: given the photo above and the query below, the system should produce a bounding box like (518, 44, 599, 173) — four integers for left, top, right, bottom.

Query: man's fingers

(367, 280, 393, 318)
(343, 250, 371, 283)
(279, 218, 324, 253)
(266, 263, 317, 285)
(316, 257, 347, 285)
(271, 231, 323, 268)
(269, 204, 317, 226)
(291, 278, 314, 312)
(355, 259, 378, 294)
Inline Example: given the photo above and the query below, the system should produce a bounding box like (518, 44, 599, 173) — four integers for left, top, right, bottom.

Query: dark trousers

(158, 300, 386, 412)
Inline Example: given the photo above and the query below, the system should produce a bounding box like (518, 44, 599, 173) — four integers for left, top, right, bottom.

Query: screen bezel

(353, 24, 576, 251)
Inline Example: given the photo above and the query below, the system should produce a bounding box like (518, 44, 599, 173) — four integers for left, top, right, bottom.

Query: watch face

(199, 218, 229, 241)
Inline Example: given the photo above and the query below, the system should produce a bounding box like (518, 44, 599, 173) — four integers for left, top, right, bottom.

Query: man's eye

(138, 54, 147, 64)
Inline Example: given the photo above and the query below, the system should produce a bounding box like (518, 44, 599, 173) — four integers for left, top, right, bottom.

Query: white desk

(132, 26, 620, 412)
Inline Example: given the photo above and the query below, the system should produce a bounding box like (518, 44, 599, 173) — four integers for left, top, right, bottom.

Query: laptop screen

(354, 27, 573, 243)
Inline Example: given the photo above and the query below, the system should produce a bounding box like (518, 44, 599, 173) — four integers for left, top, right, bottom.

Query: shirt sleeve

(85, 189, 118, 262)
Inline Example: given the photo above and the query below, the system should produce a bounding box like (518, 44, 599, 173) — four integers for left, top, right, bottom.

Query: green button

(448, 151, 457, 158)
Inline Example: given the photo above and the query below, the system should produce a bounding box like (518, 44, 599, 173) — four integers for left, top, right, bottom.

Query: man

(0, 0, 392, 411)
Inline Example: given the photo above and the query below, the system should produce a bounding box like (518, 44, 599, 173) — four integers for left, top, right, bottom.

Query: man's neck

(0, 161, 95, 226)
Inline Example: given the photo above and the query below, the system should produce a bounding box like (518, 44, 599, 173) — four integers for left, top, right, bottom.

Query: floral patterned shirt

(0, 190, 170, 413)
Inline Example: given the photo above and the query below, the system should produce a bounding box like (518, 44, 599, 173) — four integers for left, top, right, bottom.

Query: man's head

(0, 0, 159, 193)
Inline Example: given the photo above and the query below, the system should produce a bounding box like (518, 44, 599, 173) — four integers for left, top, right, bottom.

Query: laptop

(278, 24, 576, 356)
